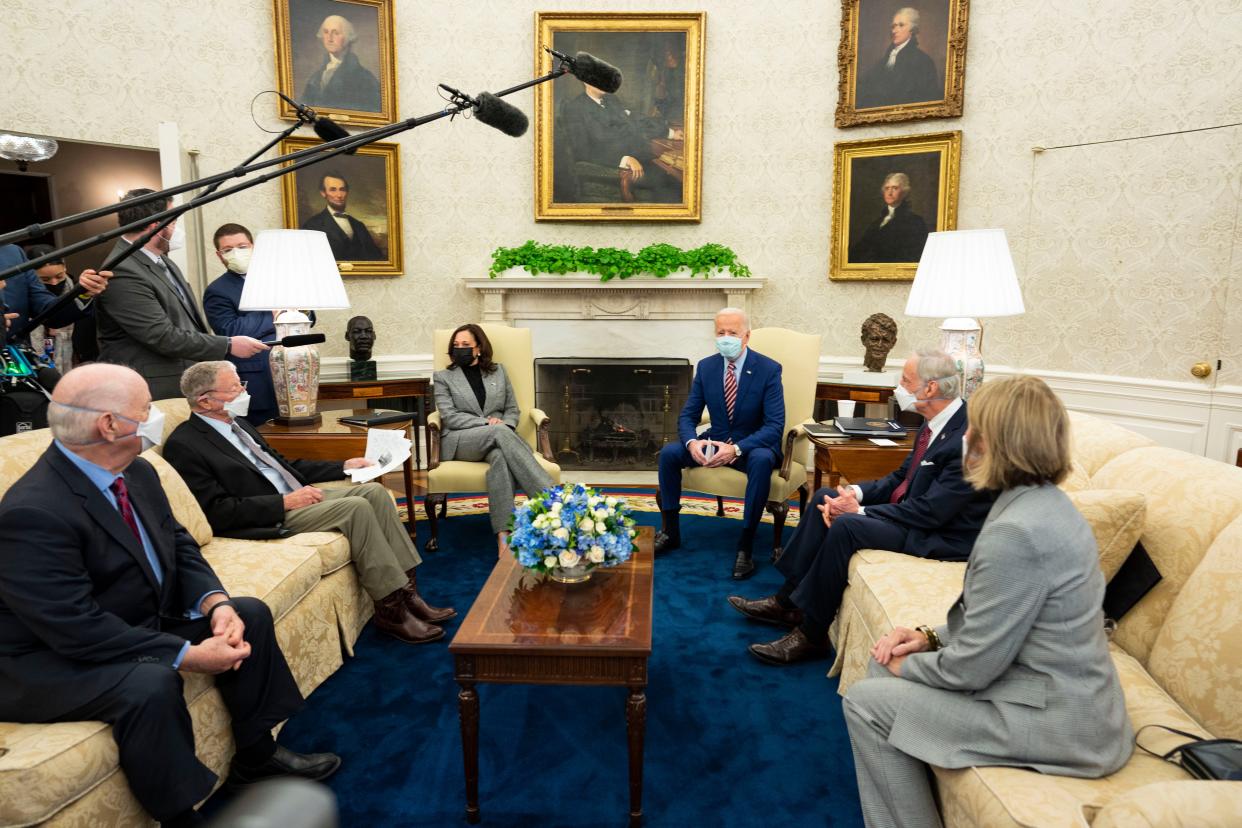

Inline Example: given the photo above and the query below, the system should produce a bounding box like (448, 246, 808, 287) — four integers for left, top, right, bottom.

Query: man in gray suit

(842, 376, 1132, 828)
(95, 190, 268, 400)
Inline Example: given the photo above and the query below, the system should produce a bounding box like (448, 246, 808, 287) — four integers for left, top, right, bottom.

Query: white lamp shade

(238, 229, 351, 311)
(904, 228, 1025, 318)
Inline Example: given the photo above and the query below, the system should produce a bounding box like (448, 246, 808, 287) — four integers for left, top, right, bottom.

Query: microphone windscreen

(474, 92, 529, 138)
(277, 333, 327, 348)
(313, 117, 357, 155)
(572, 52, 622, 94)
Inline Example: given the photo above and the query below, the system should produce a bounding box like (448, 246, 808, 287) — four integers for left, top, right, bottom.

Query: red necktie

(889, 426, 932, 504)
(109, 478, 142, 541)
(724, 362, 737, 421)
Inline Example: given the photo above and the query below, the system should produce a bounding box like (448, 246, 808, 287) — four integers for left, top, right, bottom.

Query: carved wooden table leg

(626, 686, 647, 827)
(458, 680, 480, 824)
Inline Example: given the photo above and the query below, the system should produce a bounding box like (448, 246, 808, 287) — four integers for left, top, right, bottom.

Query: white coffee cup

(837, 400, 857, 418)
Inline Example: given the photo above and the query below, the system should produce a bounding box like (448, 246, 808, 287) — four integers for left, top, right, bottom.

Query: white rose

(550, 518, 561, 529)
(553, 527, 570, 541)
(629, 528, 637, 536)
(543, 556, 559, 569)
(558, 549, 581, 567)
(579, 517, 595, 532)
(595, 521, 607, 533)
(588, 495, 600, 506)
(605, 496, 618, 507)
(550, 502, 562, 513)
(587, 546, 605, 564)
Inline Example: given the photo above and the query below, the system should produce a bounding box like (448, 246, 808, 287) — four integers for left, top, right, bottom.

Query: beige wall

(6, 0, 1240, 383)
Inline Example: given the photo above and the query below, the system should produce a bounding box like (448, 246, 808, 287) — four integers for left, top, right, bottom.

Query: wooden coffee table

(449, 526, 655, 826)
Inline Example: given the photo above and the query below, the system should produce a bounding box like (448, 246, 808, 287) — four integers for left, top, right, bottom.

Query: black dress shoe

(227, 744, 342, 786)
(748, 627, 831, 666)
(731, 549, 755, 580)
(727, 595, 803, 627)
(653, 531, 681, 554)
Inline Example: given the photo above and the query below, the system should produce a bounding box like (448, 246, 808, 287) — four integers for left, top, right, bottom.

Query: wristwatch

(734, 445, 743, 458)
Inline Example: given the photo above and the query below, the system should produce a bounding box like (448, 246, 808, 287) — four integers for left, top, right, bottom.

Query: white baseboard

(319, 354, 1242, 465)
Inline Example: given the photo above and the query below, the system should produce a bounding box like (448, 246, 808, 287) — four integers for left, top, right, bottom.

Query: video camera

(0, 294, 55, 435)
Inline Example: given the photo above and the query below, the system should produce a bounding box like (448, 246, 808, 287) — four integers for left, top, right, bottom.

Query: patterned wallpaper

(7, 0, 1240, 384)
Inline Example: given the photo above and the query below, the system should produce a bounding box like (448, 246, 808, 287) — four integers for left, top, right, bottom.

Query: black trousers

(53, 596, 304, 821)
(776, 486, 911, 636)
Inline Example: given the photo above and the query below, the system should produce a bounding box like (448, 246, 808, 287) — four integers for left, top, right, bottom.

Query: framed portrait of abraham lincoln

(279, 136, 404, 277)
(534, 12, 706, 221)
(273, 0, 398, 128)
(835, 0, 970, 127)
(830, 131, 960, 281)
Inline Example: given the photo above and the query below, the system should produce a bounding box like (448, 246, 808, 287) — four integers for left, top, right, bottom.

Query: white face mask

(222, 390, 251, 419)
(222, 247, 252, 274)
(162, 222, 185, 253)
(892, 383, 919, 412)
(55, 403, 165, 452)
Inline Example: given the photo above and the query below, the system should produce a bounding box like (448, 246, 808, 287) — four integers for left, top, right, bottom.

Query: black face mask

(450, 347, 475, 368)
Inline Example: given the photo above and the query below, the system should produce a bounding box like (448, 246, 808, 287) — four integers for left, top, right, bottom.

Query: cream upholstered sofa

(830, 411, 1242, 827)
(0, 400, 375, 827)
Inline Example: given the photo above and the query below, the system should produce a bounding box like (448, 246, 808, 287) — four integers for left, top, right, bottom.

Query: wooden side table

(318, 377, 430, 469)
(257, 408, 417, 538)
(816, 380, 895, 405)
(811, 432, 912, 491)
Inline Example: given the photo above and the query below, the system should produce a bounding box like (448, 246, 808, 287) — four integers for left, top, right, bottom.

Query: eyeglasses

(205, 381, 247, 395)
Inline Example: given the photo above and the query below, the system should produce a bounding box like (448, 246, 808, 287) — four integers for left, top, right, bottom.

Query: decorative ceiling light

(0, 133, 59, 171)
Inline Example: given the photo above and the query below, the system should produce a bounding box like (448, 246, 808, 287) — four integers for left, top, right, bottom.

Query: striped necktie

(889, 426, 932, 503)
(725, 361, 738, 421)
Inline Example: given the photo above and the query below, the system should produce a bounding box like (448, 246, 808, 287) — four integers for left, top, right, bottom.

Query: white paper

(869, 438, 899, 446)
(345, 428, 411, 484)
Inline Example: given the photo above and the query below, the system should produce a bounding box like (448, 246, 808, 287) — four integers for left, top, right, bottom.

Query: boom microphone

(275, 92, 357, 154)
(437, 85, 529, 137)
(545, 48, 623, 94)
(260, 333, 327, 348)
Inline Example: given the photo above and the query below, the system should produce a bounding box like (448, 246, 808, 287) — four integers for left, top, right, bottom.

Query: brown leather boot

(403, 569, 456, 623)
(373, 590, 444, 644)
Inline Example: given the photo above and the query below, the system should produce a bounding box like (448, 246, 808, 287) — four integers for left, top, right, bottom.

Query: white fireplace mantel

(463, 269, 765, 323)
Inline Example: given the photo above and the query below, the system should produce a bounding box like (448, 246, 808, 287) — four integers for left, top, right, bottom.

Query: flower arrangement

(509, 484, 638, 578)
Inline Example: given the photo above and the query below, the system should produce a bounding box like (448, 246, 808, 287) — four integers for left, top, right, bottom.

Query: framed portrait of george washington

(273, 0, 397, 127)
(830, 131, 961, 281)
(835, 0, 969, 128)
(279, 137, 404, 277)
(534, 12, 706, 221)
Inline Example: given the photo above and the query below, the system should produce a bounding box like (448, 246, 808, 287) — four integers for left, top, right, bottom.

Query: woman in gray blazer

(843, 375, 1133, 828)
(433, 324, 553, 554)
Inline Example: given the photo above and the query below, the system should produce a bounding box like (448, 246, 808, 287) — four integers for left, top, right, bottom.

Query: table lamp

(239, 229, 350, 425)
(904, 229, 1024, 398)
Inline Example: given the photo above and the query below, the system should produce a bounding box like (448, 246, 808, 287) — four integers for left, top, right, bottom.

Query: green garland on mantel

(488, 240, 752, 282)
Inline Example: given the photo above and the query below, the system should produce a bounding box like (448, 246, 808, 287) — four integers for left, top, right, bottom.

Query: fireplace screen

(535, 358, 693, 471)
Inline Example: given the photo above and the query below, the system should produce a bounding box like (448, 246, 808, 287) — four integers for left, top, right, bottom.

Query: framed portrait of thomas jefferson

(534, 12, 706, 221)
(279, 137, 403, 277)
(836, 0, 969, 128)
(273, 0, 397, 127)
(830, 131, 960, 281)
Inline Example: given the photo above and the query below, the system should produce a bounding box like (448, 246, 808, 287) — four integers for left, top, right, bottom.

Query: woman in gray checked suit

(843, 375, 1133, 828)
(434, 324, 553, 554)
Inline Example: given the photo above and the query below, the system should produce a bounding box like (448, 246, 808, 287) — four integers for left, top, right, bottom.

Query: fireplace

(536, 358, 692, 471)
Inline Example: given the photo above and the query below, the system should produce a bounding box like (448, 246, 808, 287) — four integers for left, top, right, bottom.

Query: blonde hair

(965, 375, 1071, 491)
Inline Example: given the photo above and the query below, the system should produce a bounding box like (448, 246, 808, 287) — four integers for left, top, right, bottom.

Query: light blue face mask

(716, 335, 743, 361)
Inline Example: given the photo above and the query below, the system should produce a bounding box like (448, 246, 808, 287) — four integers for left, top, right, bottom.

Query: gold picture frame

(534, 12, 706, 221)
(279, 137, 403, 277)
(830, 131, 961, 281)
(273, 0, 398, 128)
(835, 0, 969, 128)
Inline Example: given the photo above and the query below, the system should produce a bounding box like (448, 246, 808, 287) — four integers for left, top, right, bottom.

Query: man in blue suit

(732, 349, 997, 665)
(1, 244, 109, 352)
(657, 308, 785, 580)
(202, 224, 281, 426)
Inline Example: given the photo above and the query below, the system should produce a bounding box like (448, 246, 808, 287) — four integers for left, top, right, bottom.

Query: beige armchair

(424, 324, 561, 550)
(670, 327, 822, 560)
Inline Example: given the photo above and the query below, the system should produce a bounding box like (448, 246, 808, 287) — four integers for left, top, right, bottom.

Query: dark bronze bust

(860, 313, 898, 372)
(346, 315, 377, 380)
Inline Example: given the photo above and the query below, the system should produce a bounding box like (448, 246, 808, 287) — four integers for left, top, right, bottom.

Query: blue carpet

(210, 511, 863, 827)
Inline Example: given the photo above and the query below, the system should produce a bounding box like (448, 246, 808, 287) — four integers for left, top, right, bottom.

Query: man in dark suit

(656, 308, 786, 579)
(302, 13, 382, 113)
(300, 172, 385, 261)
(95, 190, 268, 400)
(856, 7, 942, 109)
(0, 364, 338, 827)
(733, 349, 997, 665)
(163, 361, 453, 645)
(0, 243, 109, 351)
(848, 172, 930, 264)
